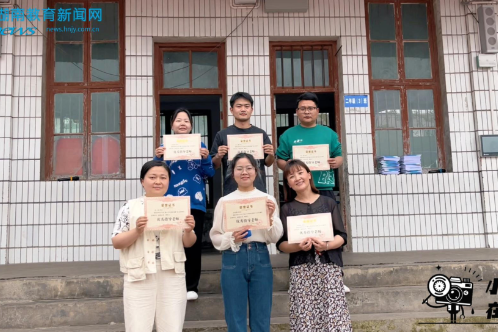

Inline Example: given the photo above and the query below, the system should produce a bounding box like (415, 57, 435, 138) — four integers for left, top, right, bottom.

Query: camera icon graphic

(424, 274, 474, 324)
(429, 274, 473, 306)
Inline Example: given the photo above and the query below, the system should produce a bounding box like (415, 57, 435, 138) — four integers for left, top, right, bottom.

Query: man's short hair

(230, 92, 254, 108)
(296, 92, 319, 109)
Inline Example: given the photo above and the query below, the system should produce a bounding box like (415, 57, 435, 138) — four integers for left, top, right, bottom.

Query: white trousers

(123, 265, 187, 332)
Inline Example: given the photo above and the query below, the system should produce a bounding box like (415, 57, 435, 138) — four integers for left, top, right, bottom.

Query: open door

(155, 43, 226, 251)
(159, 95, 222, 251)
(274, 93, 339, 204)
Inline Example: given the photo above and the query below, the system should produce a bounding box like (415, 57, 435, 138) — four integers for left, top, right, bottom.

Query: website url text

(46, 27, 100, 33)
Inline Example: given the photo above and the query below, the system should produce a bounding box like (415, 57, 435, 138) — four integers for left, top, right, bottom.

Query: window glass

(402, 4, 429, 40)
(91, 134, 120, 175)
(317, 113, 330, 126)
(276, 51, 283, 87)
(303, 51, 313, 86)
(278, 49, 329, 87)
(404, 42, 431, 79)
(192, 52, 218, 88)
(55, 3, 83, 42)
(374, 90, 401, 129)
(369, 3, 396, 41)
(293, 50, 302, 87)
(91, 92, 120, 133)
(55, 44, 84, 82)
(53, 136, 84, 176)
(407, 90, 435, 128)
(410, 129, 438, 168)
(91, 43, 119, 81)
(91, 3, 119, 41)
(54, 93, 84, 133)
(375, 130, 403, 157)
(163, 52, 189, 88)
(324, 51, 329, 86)
(282, 51, 293, 87)
(371, 43, 398, 80)
(313, 50, 325, 87)
(276, 114, 288, 127)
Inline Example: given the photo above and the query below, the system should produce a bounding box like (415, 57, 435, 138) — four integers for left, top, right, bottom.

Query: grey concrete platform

(1, 248, 497, 280)
(1, 284, 493, 326)
(2, 311, 496, 332)
(1, 249, 497, 330)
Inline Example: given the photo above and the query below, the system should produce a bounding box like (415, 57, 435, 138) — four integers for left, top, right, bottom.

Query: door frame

(157, 96, 222, 209)
(153, 42, 227, 148)
(269, 41, 341, 139)
(269, 41, 348, 245)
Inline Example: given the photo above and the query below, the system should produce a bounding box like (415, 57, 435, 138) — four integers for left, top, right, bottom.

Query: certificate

(227, 134, 264, 160)
(292, 144, 330, 171)
(223, 196, 269, 231)
(144, 196, 190, 230)
(163, 134, 201, 160)
(287, 213, 334, 244)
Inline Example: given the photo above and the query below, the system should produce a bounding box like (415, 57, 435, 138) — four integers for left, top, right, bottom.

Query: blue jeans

(221, 242, 273, 332)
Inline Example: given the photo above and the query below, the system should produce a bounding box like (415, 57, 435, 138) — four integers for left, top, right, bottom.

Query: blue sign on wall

(344, 95, 368, 108)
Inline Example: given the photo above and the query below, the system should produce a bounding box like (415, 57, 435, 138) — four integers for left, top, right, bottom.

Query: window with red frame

(45, 0, 124, 179)
(366, 0, 445, 169)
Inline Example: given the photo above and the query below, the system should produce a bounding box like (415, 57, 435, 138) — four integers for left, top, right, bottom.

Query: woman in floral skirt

(276, 159, 352, 331)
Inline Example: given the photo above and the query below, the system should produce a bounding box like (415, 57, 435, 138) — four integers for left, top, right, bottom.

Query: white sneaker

(344, 285, 351, 293)
(187, 291, 198, 301)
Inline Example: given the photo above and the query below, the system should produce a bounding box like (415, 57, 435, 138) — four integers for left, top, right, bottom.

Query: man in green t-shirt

(276, 92, 343, 200)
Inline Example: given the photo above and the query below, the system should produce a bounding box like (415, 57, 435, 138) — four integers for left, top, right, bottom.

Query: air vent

(264, 0, 308, 13)
(478, 5, 498, 53)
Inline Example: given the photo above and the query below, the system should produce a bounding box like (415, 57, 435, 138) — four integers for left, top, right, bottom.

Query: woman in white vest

(111, 160, 196, 332)
(210, 153, 283, 332)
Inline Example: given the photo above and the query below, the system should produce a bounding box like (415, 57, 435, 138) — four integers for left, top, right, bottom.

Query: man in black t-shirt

(210, 92, 275, 195)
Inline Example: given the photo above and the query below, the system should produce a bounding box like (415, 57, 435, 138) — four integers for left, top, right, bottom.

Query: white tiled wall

(347, 0, 498, 252)
(0, 0, 497, 263)
(457, 1, 498, 250)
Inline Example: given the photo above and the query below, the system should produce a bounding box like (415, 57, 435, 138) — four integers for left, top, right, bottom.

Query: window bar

(275, 49, 280, 87)
(85, 91, 91, 179)
(291, 48, 295, 88)
(280, 47, 285, 88)
(300, 48, 305, 88)
(189, 51, 193, 88)
(311, 49, 315, 88)
(163, 115, 166, 137)
(321, 47, 325, 87)
(203, 115, 208, 144)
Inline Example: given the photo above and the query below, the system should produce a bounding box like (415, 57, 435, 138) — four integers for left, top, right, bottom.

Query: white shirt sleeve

(263, 195, 284, 243)
(209, 197, 241, 252)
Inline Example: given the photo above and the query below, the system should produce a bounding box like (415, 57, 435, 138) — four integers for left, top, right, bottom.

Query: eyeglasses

(297, 107, 317, 113)
(235, 166, 255, 172)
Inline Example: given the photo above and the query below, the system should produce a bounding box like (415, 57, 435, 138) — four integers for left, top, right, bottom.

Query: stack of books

(377, 156, 400, 175)
(400, 155, 422, 174)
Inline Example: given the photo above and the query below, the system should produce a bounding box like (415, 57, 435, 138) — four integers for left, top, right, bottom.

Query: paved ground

(2, 311, 495, 332)
(1, 248, 497, 279)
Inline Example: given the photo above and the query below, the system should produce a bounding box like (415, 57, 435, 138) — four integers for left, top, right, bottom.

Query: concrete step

(2, 311, 496, 332)
(1, 260, 496, 302)
(0, 284, 491, 329)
